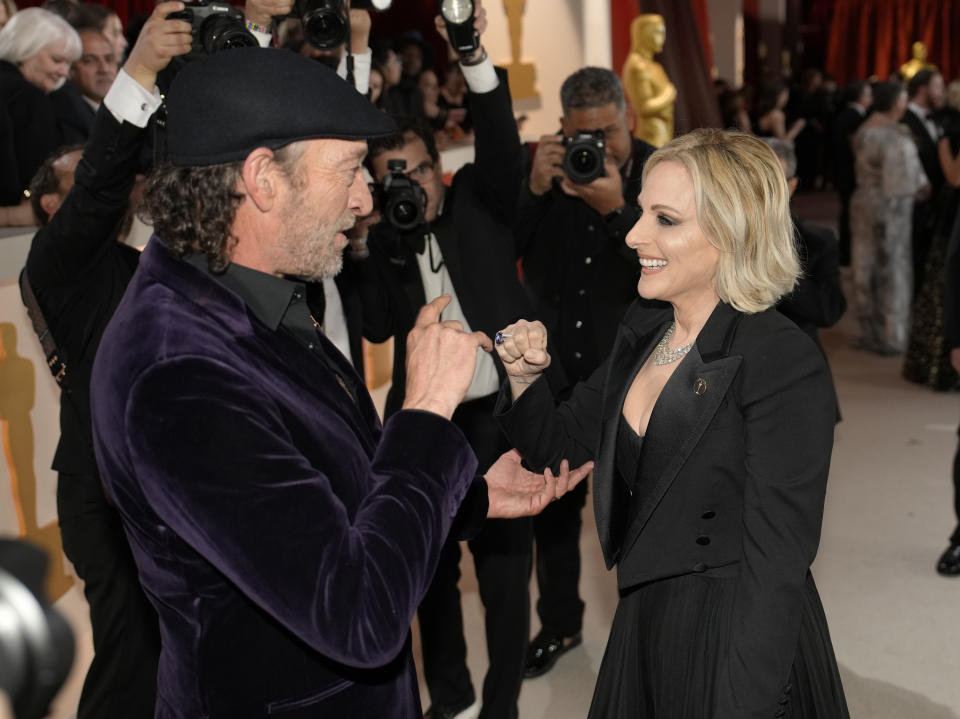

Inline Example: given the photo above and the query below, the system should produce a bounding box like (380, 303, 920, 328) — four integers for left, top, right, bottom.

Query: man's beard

(276, 202, 353, 282)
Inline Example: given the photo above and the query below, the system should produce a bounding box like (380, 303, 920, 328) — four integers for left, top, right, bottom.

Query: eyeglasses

(403, 162, 435, 183)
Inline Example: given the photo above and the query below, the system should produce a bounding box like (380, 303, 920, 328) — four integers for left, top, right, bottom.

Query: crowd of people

(13, 1, 960, 718)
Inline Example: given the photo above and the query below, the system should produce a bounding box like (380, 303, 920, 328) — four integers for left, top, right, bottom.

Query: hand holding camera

(126, 1, 194, 90)
(434, 0, 486, 62)
(373, 159, 428, 232)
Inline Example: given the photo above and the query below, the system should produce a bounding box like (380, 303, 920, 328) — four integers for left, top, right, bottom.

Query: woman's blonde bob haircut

(641, 128, 799, 314)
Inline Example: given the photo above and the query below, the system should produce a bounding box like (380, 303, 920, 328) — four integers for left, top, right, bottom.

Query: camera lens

(570, 148, 597, 175)
(200, 16, 259, 53)
(390, 200, 418, 229)
(562, 135, 605, 184)
(298, 0, 348, 49)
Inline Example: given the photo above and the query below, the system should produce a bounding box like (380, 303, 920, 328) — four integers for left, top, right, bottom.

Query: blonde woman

(495, 129, 848, 718)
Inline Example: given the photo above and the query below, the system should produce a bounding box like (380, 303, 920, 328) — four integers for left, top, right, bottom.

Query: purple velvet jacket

(90, 239, 478, 718)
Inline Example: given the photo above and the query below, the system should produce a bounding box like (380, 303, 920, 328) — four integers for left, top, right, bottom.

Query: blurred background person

(0, 0, 16, 29)
(754, 81, 805, 142)
(0, 6, 80, 222)
(832, 80, 872, 267)
(51, 27, 118, 143)
(850, 81, 928, 355)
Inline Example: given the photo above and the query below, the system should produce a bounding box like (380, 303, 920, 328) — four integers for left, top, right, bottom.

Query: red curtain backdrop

(826, 0, 960, 85)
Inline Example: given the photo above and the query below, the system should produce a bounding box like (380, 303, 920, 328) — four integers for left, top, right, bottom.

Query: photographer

(22, 5, 191, 717)
(353, 3, 555, 717)
(515, 66, 655, 679)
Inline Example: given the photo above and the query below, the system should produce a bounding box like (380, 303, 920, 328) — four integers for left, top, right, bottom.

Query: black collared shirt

(185, 253, 357, 404)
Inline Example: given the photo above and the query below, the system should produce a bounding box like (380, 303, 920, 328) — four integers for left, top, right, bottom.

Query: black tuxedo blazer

(902, 107, 944, 195)
(831, 105, 864, 193)
(50, 80, 96, 145)
(497, 300, 837, 717)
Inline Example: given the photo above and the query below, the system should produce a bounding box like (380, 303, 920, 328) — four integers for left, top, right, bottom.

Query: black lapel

(618, 303, 744, 556)
(593, 303, 671, 568)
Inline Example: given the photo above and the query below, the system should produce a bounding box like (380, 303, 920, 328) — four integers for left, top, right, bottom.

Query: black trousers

(837, 187, 853, 267)
(532, 478, 587, 637)
(950, 423, 960, 546)
(57, 472, 160, 719)
(418, 393, 532, 719)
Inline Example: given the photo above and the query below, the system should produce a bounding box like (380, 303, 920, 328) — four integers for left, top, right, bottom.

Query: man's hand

(485, 450, 593, 518)
(124, 1, 193, 91)
(434, 0, 487, 64)
(559, 156, 625, 216)
(244, 0, 293, 27)
(403, 295, 494, 419)
(529, 134, 565, 195)
(951, 347, 960, 374)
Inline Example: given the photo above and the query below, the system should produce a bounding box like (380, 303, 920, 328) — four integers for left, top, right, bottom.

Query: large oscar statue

(900, 41, 937, 81)
(502, 0, 538, 100)
(621, 14, 676, 147)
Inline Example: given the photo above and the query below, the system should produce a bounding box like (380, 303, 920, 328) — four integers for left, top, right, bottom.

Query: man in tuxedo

(832, 80, 871, 267)
(902, 69, 945, 294)
(51, 28, 118, 144)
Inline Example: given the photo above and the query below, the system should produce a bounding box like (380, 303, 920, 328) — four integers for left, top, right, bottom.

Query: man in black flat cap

(89, 45, 587, 719)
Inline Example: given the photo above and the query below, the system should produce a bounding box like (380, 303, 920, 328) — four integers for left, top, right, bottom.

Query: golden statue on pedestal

(501, 0, 538, 100)
(900, 41, 937, 80)
(621, 14, 676, 147)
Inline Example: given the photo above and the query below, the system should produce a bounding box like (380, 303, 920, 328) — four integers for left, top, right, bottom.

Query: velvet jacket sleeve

(25, 106, 144, 288)
(123, 354, 478, 668)
(714, 322, 836, 718)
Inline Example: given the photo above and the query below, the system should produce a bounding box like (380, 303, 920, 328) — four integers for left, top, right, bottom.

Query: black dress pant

(532, 478, 587, 637)
(837, 187, 853, 267)
(57, 472, 160, 719)
(418, 393, 532, 719)
(950, 422, 960, 546)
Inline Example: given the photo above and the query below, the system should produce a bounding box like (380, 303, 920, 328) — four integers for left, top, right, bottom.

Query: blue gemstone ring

(495, 331, 513, 346)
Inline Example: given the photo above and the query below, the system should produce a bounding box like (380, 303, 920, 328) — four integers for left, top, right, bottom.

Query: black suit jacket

(902, 107, 944, 195)
(831, 105, 865, 193)
(497, 300, 837, 717)
(25, 103, 144, 475)
(0, 60, 62, 205)
(50, 80, 97, 145)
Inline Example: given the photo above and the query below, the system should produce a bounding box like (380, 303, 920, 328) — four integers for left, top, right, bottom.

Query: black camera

(439, 0, 479, 57)
(375, 159, 426, 232)
(166, 0, 258, 58)
(295, 0, 391, 50)
(562, 131, 606, 184)
(0, 540, 74, 719)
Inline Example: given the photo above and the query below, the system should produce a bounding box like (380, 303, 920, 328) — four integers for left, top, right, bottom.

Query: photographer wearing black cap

(89, 44, 587, 719)
(515, 67, 656, 680)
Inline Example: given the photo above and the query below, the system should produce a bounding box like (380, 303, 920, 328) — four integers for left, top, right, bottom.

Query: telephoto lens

(296, 0, 348, 49)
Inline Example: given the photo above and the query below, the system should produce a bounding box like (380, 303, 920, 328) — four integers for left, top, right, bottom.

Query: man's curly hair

(140, 144, 304, 273)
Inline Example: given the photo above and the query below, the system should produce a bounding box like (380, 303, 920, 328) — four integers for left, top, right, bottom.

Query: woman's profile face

(626, 160, 720, 308)
(19, 42, 71, 92)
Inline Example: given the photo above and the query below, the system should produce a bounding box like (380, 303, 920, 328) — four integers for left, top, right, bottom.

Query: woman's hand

(485, 449, 593, 518)
(494, 319, 551, 399)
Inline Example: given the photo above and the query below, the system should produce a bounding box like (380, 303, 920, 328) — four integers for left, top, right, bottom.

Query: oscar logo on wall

(1, 323, 74, 600)
(502, 0, 538, 100)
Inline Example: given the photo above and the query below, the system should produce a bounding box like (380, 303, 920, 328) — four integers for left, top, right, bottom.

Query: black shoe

(937, 544, 960, 576)
(423, 699, 479, 719)
(523, 630, 582, 678)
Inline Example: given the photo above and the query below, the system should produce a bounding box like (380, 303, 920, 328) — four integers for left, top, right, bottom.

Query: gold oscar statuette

(621, 14, 676, 147)
(502, 0, 538, 101)
(900, 41, 937, 81)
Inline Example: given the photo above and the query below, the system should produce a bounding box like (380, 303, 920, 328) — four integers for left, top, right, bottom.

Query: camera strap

(18, 268, 69, 389)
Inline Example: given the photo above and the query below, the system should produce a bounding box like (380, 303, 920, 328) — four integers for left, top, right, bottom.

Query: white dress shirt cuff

(338, 49, 372, 96)
(460, 56, 498, 94)
(249, 25, 273, 47)
(103, 68, 163, 128)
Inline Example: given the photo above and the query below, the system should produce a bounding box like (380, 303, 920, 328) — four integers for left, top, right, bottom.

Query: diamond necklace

(652, 322, 694, 366)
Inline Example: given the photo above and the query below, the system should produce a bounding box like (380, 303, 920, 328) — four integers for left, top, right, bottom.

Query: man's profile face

(72, 31, 117, 103)
(561, 102, 633, 173)
(370, 133, 444, 223)
(273, 139, 372, 281)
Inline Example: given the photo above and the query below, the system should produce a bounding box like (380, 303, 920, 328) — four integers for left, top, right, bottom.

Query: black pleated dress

(587, 417, 849, 719)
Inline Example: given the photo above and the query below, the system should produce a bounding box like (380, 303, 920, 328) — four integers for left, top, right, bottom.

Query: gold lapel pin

(694, 378, 707, 395)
